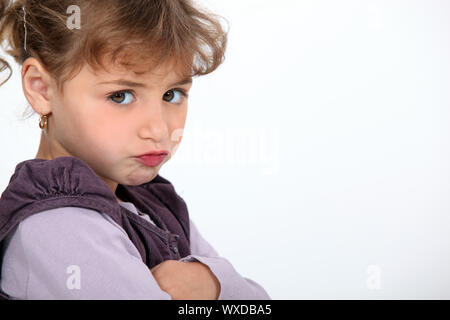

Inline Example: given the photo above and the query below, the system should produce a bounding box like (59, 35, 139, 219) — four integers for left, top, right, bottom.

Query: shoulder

(19, 206, 119, 236)
(19, 206, 118, 233)
(13, 206, 141, 260)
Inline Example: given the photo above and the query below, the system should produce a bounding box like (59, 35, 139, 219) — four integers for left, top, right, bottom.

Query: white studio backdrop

(1, 0, 450, 299)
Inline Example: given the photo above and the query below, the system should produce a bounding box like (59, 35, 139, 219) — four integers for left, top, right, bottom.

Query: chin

(123, 170, 159, 186)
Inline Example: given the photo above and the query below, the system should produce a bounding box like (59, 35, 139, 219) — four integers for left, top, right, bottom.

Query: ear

(21, 57, 55, 116)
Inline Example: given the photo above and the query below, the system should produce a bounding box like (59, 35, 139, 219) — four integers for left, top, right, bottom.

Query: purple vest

(0, 156, 191, 300)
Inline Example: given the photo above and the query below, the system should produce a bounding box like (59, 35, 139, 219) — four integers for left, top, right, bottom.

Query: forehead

(90, 59, 188, 83)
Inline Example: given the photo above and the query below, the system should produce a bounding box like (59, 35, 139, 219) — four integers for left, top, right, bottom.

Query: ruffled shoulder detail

(3, 156, 116, 202)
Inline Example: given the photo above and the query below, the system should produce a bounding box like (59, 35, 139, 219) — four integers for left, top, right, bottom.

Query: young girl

(0, 0, 271, 300)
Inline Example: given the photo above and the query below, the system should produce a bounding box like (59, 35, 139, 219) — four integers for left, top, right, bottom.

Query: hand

(150, 259, 221, 300)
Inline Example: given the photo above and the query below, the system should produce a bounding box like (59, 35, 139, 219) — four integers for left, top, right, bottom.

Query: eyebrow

(97, 77, 193, 88)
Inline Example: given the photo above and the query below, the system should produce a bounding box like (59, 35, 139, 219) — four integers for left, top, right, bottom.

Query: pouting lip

(135, 150, 169, 157)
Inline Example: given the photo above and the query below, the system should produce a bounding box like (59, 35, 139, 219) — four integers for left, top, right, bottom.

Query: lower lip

(135, 154, 167, 167)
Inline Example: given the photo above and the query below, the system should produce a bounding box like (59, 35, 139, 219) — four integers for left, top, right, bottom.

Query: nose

(138, 101, 169, 142)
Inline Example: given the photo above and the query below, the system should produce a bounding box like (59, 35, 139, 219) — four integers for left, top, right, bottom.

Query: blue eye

(164, 89, 188, 104)
(109, 91, 134, 105)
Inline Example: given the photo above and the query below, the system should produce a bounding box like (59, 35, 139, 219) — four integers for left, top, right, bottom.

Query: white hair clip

(22, 6, 27, 52)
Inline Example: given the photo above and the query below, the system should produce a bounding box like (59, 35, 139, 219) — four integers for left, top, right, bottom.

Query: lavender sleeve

(0, 207, 172, 300)
(179, 219, 271, 300)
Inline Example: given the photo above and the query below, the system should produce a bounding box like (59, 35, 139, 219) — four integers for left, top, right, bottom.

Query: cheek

(168, 106, 187, 130)
(84, 116, 131, 149)
(64, 103, 128, 152)
(167, 108, 188, 146)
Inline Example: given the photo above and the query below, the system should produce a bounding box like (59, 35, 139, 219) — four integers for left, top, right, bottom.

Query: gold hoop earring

(39, 114, 49, 129)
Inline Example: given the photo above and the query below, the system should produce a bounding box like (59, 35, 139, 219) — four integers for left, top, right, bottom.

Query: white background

(1, 0, 450, 299)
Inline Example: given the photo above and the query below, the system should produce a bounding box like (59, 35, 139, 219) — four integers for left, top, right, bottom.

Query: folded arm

(1, 206, 270, 300)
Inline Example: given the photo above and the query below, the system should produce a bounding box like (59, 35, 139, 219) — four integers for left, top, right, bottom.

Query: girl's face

(27, 59, 192, 193)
